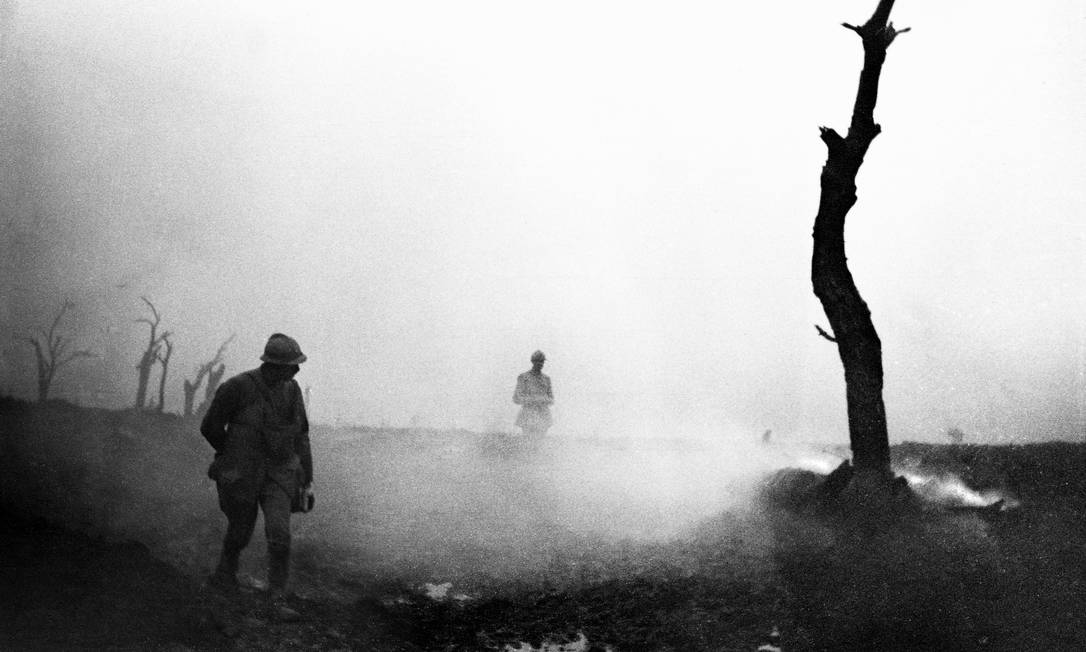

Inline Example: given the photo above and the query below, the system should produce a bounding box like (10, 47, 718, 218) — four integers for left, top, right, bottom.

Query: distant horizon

(3, 392, 1081, 448)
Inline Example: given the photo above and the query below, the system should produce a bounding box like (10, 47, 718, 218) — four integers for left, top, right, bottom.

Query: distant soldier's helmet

(530, 350, 546, 363)
(261, 333, 307, 365)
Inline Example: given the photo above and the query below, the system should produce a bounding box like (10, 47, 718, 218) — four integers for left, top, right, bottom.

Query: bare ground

(1, 398, 1084, 651)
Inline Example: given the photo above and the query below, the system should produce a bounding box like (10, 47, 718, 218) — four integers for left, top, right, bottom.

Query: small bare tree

(134, 297, 170, 410)
(155, 333, 173, 413)
(183, 334, 235, 417)
(24, 300, 95, 402)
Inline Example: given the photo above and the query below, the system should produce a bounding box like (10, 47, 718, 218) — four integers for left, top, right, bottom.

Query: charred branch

(815, 324, 837, 343)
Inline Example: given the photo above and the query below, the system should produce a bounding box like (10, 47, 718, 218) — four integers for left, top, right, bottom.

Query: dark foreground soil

(0, 511, 423, 652)
(2, 398, 1085, 651)
(4, 465, 1085, 652)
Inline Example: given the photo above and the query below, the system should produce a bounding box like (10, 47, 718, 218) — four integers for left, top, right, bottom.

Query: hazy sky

(2, 0, 1083, 443)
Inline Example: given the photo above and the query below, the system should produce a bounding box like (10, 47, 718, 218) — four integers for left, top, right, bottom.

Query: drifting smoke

(1, 389, 1024, 602)
(0, 398, 805, 596)
(900, 472, 1017, 510)
(300, 425, 791, 588)
(790, 448, 1019, 510)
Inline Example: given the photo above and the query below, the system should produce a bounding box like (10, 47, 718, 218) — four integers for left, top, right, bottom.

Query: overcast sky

(1, 0, 1083, 443)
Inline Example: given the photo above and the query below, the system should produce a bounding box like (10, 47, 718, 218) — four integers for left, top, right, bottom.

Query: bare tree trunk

(35, 358, 52, 402)
(136, 350, 155, 409)
(134, 297, 169, 410)
(196, 363, 227, 416)
(29, 339, 52, 402)
(182, 334, 234, 417)
(811, 0, 909, 478)
(205, 363, 226, 403)
(183, 379, 198, 417)
(156, 335, 173, 413)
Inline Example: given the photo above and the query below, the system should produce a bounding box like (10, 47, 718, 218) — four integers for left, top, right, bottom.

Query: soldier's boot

(208, 549, 240, 594)
(268, 550, 300, 621)
(268, 549, 290, 592)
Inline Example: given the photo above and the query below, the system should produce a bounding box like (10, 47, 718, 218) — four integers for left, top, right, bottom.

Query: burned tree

(154, 333, 173, 413)
(24, 300, 95, 402)
(812, 0, 909, 478)
(200, 362, 227, 414)
(182, 334, 235, 417)
(182, 376, 199, 417)
(134, 297, 170, 410)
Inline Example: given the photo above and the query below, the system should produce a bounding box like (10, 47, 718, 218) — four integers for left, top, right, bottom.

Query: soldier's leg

(215, 486, 259, 584)
(260, 481, 293, 592)
(524, 425, 546, 452)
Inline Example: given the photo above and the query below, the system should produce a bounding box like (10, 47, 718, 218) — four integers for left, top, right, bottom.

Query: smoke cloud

(1, 2, 1083, 443)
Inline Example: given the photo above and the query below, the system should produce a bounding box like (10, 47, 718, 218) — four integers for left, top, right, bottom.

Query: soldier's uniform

(202, 334, 312, 594)
(513, 350, 554, 436)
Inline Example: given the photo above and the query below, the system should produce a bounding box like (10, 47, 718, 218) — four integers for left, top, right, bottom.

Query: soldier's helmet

(261, 333, 307, 366)
(530, 350, 546, 363)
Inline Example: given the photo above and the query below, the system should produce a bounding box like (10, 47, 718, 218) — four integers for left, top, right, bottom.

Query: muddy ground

(1, 397, 1084, 651)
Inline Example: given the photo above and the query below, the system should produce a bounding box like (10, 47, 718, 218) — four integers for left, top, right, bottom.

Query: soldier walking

(202, 333, 313, 614)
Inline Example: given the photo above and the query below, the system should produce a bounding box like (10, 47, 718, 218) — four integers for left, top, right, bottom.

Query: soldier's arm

(513, 375, 525, 405)
(292, 382, 314, 485)
(200, 380, 241, 452)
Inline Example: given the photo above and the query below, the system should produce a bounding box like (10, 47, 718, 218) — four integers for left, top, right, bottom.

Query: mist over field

(6, 393, 1078, 651)
(0, 399, 795, 588)
(1, 1, 1084, 445)
(1, 397, 1020, 597)
(3, 3, 1085, 649)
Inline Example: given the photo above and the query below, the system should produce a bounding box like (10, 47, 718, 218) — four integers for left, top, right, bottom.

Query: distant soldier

(513, 350, 554, 437)
(202, 333, 313, 614)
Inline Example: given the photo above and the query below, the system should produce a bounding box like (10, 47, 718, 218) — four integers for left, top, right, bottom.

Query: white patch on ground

(900, 472, 1019, 509)
(503, 632, 595, 652)
(420, 581, 473, 602)
(423, 582, 453, 600)
(786, 448, 848, 475)
(757, 624, 783, 651)
(242, 576, 267, 591)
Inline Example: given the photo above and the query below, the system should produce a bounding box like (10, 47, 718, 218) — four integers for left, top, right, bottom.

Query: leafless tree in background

(134, 297, 170, 410)
(182, 334, 234, 417)
(154, 333, 173, 413)
(812, 0, 909, 479)
(198, 362, 228, 416)
(24, 300, 95, 402)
